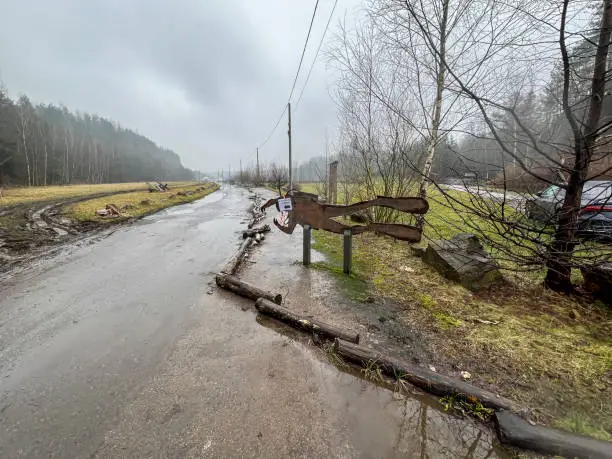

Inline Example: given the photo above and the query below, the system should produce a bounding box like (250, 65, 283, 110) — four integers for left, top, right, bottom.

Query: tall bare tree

(329, 0, 612, 292)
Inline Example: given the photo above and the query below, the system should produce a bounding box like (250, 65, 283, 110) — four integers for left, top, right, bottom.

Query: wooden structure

(261, 191, 428, 242)
(328, 160, 338, 204)
(261, 190, 429, 273)
(255, 298, 359, 343)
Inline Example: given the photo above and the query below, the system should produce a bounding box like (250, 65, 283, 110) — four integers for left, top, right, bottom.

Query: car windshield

(540, 185, 560, 198)
(582, 182, 612, 204)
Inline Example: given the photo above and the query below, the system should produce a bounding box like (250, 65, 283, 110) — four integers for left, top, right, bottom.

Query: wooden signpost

(261, 190, 429, 274)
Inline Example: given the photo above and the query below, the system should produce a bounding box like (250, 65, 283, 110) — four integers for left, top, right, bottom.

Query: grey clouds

(0, 0, 360, 173)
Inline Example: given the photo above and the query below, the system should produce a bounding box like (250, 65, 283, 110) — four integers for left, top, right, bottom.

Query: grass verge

(311, 228, 612, 440)
(62, 183, 219, 223)
(1, 182, 195, 207)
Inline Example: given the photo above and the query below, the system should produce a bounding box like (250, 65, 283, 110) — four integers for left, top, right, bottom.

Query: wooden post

(328, 160, 338, 204)
(303, 224, 311, 266)
(256, 147, 260, 184)
(343, 229, 352, 274)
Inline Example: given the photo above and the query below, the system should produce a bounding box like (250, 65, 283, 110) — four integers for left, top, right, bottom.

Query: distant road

(442, 184, 526, 210)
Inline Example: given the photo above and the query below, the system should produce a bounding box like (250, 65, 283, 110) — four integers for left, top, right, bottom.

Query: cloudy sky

(0, 0, 362, 173)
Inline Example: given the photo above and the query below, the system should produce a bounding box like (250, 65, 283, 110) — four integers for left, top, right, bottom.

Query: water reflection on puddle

(257, 316, 508, 458)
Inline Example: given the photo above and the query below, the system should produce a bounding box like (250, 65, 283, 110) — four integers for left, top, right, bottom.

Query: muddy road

(0, 185, 507, 458)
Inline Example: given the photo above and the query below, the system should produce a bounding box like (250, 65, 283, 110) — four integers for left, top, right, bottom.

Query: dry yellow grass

(63, 183, 219, 223)
(0, 182, 197, 207)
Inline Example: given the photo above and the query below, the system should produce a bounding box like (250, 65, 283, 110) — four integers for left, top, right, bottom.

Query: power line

(257, 0, 320, 149)
(295, 0, 338, 113)
(258, 104, 288, 149)
(288, 0, 320, 103)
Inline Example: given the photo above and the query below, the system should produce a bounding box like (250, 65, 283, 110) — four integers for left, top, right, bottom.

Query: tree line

(0, 86, 194, 186)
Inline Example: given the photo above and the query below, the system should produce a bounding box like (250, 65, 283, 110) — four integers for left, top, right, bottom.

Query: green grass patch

(440, 394, 495, 421)
(309, 220, 612, 437)
(555, 412, 611, 442)
(62, 183, 219, 223)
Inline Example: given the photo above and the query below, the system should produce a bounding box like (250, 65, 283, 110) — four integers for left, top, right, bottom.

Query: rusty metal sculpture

(261, 190, 428, 242)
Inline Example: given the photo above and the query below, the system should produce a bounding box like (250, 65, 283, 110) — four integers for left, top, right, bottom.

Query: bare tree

(329, 0, 612, 292)
(329, 20, 422, 222)
(267, 162, 289, 195)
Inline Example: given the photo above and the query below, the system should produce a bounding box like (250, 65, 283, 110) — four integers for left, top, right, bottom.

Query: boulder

(349, 210, 372, 224)
(581, 263, 612, 305)
(423, 233, 501, 290)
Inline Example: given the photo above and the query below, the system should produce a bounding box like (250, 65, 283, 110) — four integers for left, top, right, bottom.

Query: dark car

(525, 180, 612, 240)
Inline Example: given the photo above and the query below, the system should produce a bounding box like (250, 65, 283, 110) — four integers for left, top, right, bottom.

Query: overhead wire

(287, 0, 320, 103)
(294, 0, 338, 113)
(257, 0, 320, 150)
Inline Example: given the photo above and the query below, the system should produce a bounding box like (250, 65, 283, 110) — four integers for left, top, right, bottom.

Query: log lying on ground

(248, 215, 264, 229)
(333, 339, 519, 412)
(220, 237, 253, 275)
(495, 410, 612, 459)
(216, 274, 282, 304)
(242, 224, 271, 239)
(255, 298, 360, 344)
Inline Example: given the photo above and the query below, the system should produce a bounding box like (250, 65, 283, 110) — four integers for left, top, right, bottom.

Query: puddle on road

(164, 207, 195, 216)
(254, 314, 509, 458)
(233, 189, 511, 458)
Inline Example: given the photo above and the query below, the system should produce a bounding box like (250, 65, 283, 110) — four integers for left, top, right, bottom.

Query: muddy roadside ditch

(218, 188, 612, 459)
(0, 184, 217, 275)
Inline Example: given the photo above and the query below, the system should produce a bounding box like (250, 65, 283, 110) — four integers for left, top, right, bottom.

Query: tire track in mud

(1, 188, 143, 274)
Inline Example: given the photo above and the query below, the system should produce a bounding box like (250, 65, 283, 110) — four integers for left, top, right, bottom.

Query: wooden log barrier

(333, 338, 519, 412)
(495, 410, 612, 459)
(255, 298, 360, 344)
(215, 274, 282, 304)
(221, 237, 253, 275)
(242, 225, 271, 239)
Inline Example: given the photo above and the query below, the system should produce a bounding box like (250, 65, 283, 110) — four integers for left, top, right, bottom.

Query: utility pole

(288, 102, 293, 191)
(229, 164, 231, 185)
(239, 158, 242, 183)
(256, 147, 260, 184)
(325, 127, 329, 200)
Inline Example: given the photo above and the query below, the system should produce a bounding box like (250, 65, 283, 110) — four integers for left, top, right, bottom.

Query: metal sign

(278, 198, 293, 211)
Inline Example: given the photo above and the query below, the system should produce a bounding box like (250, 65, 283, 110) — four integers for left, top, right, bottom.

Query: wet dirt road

(0, 185, 507, 458)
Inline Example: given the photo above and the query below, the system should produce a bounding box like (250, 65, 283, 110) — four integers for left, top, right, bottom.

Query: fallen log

(333, 339, 519, 412)
(255, 232, 265, 243)
(248, 217, 263, 229)
(216, 274, 282, 304)
(220, 237, 253, 275)
(495, 410, 612, 459)
(255, 298, 360, 344)
(242, 225, 271, 239)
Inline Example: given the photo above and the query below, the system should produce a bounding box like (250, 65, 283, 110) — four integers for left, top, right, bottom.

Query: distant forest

(0, 86, 194, 186)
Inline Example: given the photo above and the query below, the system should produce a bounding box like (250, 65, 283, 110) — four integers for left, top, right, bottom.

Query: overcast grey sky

(0, 0, 362, 173)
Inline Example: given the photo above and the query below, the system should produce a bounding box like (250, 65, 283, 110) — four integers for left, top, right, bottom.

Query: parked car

(525, 180, 612, 240)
